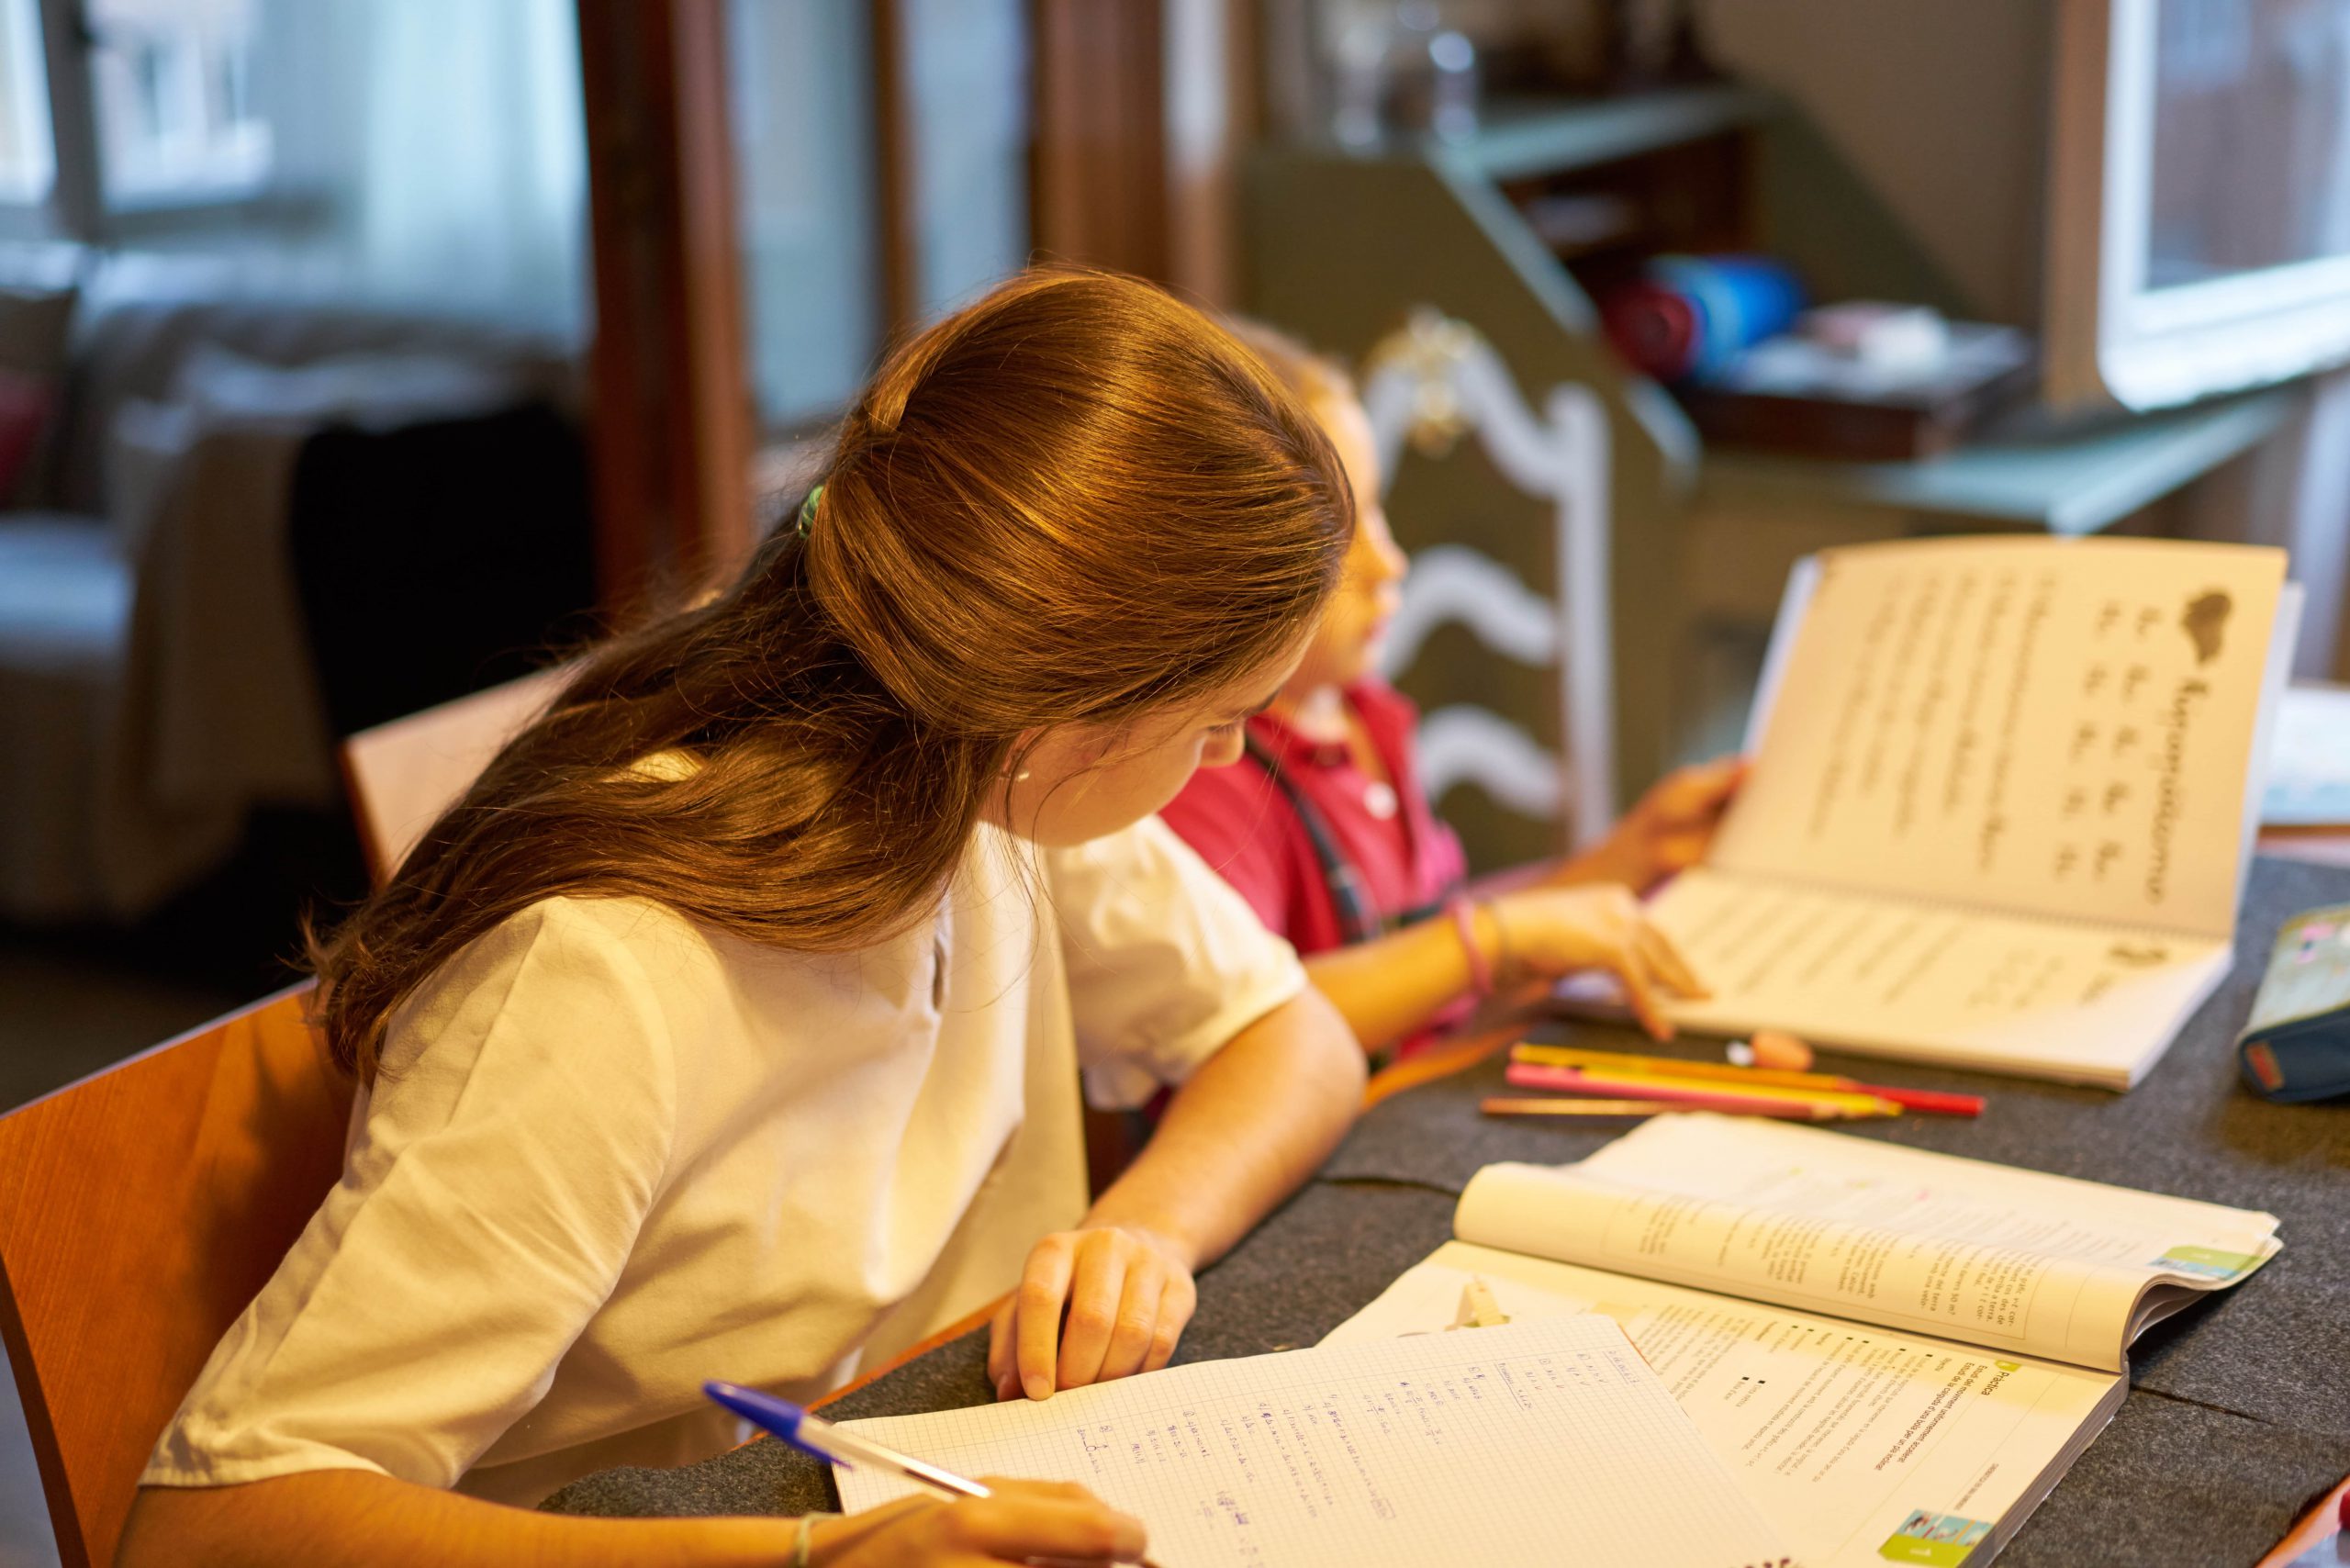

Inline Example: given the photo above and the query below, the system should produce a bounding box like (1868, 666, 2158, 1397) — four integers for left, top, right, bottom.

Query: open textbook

(1648, 535, 2300, 1086)
(1327, 1115, 2282, 1568)
(834, 1314, 1795, 1568)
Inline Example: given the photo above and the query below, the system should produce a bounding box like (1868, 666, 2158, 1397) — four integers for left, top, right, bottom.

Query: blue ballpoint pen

(703, 1381, 1164, 1568)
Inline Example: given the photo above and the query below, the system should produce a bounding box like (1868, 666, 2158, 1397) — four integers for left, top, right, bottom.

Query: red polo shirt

(1158, 679, 1468, 972)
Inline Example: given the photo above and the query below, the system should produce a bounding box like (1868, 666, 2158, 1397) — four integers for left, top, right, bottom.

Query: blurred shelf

(1699, 387, 2297, 534)
(1449, 84, 1779, 183)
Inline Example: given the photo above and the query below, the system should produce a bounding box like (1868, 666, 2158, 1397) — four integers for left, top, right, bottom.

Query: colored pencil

(1480, 1097, 1676, 1118)
(1485, 1085, 1882, 1123)
(1511, 1042, 1985, 1117)
(1503, 1060, 1902, 1120)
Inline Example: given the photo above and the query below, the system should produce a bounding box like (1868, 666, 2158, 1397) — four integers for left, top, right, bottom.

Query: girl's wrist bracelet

(1488, 900, 1517, 989)
(1447, 897, 1495, 997)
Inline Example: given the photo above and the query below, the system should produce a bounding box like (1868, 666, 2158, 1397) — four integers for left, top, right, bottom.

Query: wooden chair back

(0, 986, 352, 1568)
(338, 664, 569, 885)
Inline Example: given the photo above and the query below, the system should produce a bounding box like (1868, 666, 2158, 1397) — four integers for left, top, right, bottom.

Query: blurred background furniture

(0, 274, 593, 924)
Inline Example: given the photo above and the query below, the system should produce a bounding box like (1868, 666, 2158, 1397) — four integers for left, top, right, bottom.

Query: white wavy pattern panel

(1380, 544, 1558, 677)
(1415, 704, 1564, 820)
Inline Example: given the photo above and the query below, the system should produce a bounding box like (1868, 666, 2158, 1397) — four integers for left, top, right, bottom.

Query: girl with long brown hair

(118, 269, 1367, 1568)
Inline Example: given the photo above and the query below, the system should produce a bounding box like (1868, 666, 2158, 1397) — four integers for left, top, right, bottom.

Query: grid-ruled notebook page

(835, 1315, 1791, 1568)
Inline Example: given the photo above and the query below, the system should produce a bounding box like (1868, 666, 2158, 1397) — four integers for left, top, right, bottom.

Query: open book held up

(1327, 1116, 2282, 1568)
(1651, 535, 2300, 1088)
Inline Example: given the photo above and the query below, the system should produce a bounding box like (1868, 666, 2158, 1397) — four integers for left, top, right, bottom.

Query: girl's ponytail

(311, 267, 1350, 1082)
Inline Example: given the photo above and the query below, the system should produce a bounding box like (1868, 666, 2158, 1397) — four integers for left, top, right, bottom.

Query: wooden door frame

(1029, 0, 1253, 308)
(576, 0, 756, 610)
(1030, 0, 1171, 284)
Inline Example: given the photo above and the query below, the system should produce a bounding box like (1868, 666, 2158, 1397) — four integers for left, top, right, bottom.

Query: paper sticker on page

(1648, 867, 2233, 1085)
(834, 1315, 1792, 1568)
(1712, 538, 2284, 935)
(1326, 1246, 2121, 1568)
(1452, 1115, 2278, 1372)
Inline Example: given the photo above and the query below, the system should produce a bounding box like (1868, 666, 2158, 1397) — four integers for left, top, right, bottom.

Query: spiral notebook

(1650, 536, 2300, 1088)
(834, 1314, 1792, 1568)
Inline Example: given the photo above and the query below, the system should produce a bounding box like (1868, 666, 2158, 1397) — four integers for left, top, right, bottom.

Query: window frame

(0, 0, 289, 247)
(2049, 0, 2350, 410)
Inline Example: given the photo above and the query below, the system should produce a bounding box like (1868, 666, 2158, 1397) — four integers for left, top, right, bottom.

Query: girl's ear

(1005, 728, 1045, 782)
(1014, 721, 1125, 790)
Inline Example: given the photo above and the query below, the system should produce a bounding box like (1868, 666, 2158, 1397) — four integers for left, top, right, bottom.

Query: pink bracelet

(1448, 897, 1495, 997)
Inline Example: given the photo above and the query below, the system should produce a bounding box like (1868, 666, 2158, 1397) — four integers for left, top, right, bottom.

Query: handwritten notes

(834, 1316, 1792, 1568)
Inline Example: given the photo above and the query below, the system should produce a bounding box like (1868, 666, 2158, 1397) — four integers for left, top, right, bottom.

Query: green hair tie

(795, 483, 824, 539)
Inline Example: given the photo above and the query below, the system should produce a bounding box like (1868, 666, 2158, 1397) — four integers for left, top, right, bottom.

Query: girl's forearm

(1083, 987, 1364, 1270)
(1301, 909, 1497, 1054)
(1539, 842, 1647, 889)
(118, 1471, 800, 1568)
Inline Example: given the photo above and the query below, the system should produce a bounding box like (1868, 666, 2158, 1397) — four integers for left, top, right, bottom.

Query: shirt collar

(1245, 679, 1418, 771)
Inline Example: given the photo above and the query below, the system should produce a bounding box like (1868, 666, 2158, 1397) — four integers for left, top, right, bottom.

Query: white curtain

(729, 0, 878, 426)
(251, 0, 588, 340)
(729, 0, 1028, 425)
(352, 0, 585, 334)
(904, 0, 1027, 319)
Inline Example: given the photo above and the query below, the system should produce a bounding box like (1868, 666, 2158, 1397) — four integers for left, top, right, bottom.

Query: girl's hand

(1569, 757, 1746, 893)
(989, 1225, 1197, 1402)
(1488, 883, 1707, 1039)
(811, 1480, 1147, 1565)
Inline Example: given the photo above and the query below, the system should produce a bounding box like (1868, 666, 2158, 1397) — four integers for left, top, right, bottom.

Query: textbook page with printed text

(1327, 1115, 2281, 1568)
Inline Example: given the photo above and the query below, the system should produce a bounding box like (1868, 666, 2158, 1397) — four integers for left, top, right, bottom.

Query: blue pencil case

(2238, 901, 2350, 1102)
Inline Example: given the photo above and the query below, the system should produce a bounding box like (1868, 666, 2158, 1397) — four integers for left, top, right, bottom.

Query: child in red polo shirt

(1158, 322, 1741, 1058)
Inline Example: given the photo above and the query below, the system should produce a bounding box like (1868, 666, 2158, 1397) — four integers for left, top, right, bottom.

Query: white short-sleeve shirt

(144, 815, 1304, 1507)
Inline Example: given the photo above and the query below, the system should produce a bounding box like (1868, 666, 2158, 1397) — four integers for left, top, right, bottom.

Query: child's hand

(1572, 756, 1746, 893)
(989, 1225, 1197, 1402)
(811, 1480, 1147, 1564)
(1487, 884, 1707, 1038)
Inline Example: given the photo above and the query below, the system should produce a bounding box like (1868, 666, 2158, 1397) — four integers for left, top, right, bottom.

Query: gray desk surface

(544, 857, 2350, 1566)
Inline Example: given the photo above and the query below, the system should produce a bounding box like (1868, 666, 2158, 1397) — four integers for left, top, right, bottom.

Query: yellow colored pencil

(1505, 1060, 1902, 1118)
(1515, 1041, 1846, 1091)
(1509, 1042, 1983, 1117)
(1480, 1097, 1674, 1117)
